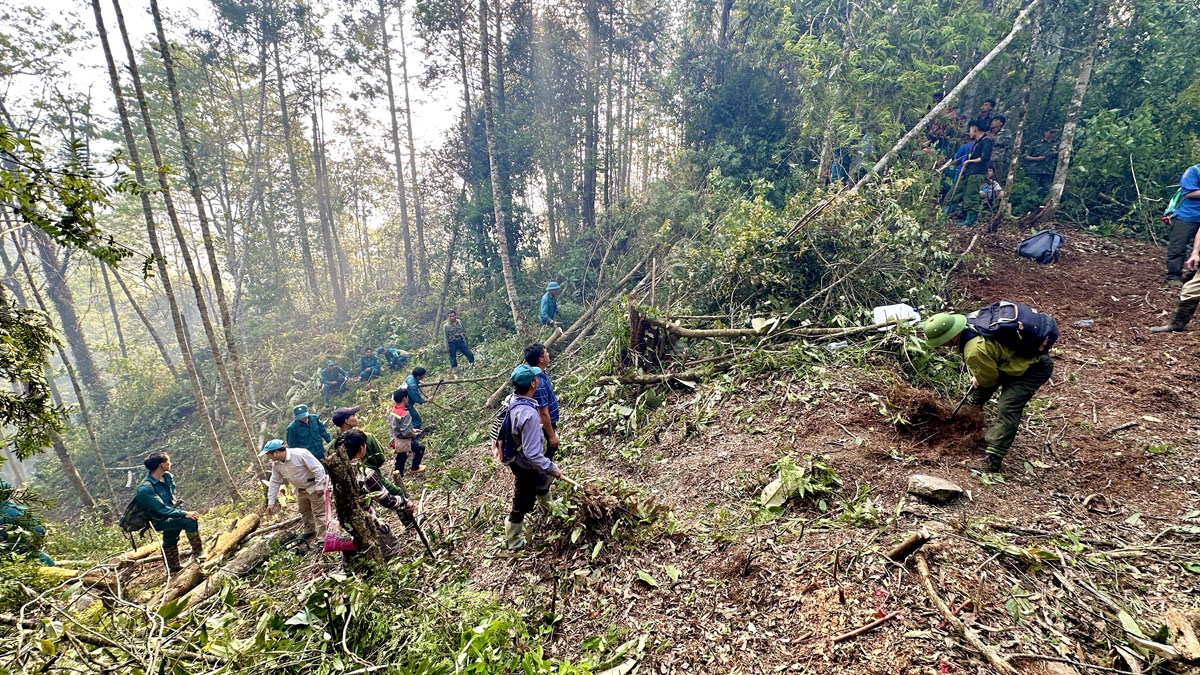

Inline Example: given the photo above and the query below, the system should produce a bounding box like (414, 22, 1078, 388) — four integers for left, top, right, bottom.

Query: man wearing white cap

(262, 439, 328, 542)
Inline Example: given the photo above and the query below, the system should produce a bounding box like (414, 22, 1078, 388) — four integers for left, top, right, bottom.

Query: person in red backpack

(923, 309, 1054, 473)
(388, 388, 425, 477)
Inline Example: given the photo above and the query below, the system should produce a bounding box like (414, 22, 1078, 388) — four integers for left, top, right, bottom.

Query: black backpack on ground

(489, 397, 537, 465)
(1015, 230, 1064, 264)
(965, 300, 1058, 356)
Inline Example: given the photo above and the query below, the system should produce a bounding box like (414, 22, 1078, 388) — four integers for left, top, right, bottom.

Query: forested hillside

(2, 0, 1199, 672)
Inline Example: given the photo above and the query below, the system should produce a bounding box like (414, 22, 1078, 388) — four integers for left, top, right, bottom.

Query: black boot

(1151, 298, 1199, 332)
(186, 531, 206, 561)
(163, 546, 183, 574)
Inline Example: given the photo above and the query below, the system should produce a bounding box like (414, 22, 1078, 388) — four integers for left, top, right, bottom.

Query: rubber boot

(503, 519, 526, 551)
(960, 213, 977, 228)
(163, 546, 183, 574)
(1151, 298, 1199, 332)
(186, 530, 206, 561)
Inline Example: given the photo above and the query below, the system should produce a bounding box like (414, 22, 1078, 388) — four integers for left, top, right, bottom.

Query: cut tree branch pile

(180, 530, 294, 613)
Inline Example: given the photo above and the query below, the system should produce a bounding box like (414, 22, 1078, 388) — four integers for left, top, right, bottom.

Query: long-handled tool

(948, 386, 974, 420)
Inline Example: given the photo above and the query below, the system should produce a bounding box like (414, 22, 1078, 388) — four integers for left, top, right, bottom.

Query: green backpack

(118, 494, 153, 549)
(1163, 188, 1183, 222)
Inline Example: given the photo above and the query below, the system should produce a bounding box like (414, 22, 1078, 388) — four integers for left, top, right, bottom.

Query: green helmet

(923, 313, 967, 348)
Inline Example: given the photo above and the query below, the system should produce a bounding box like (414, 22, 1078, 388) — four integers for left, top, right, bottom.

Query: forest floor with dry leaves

(424, 227, 1200, 674)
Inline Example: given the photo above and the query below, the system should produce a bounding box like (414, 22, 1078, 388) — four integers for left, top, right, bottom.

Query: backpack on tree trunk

(1015, 230, 1064, 264)
(489, 397, 537, 465)
(966, 300, 1058, 356)
(118, 495, 153, 550)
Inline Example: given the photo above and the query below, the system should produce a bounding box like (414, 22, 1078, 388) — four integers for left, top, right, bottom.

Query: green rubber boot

(503, 519, 526, 551)
(1151, 298, 1199, 333)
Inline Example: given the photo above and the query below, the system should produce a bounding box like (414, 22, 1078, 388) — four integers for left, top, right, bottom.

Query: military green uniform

(963, 336, 1054, 463)
(1022, 139, 1057, 194)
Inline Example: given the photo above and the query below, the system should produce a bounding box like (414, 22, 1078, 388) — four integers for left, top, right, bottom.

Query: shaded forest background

(1, 0, 1199, 514)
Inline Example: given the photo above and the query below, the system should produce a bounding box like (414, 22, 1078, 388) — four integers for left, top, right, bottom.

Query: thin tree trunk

(17, 244, 118, 512)
(431, 206, 462, 340)
(996, 5, 1042, 222)
(272, 38, 320, 298)
(46, 376, 98, 510)
(30, 231, 108, 410)
(398, 16, 428, 285)
(1041, 11, 1100, 222)
(91, 0, 240, 503)
(149, 0, 265, 480)
(112, 0, 256, 486)
(479, 0, 525, 336)
(378, 0, 415, 289)
(310, 107, 347, 317)
(581, 0, 599, 233)
(456, 17, 473, 124)
(109, 265, 179, 379)
(98, 263, 127, 359)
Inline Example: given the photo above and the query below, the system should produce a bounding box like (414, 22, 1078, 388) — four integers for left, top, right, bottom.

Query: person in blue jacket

(539, 282, 563, 326)
(287, 404, 333, 461)
(404, 367, 432, 430)
(319, 361, 348, 408)
(378, 346, 408, 372)
(359, 348, 382, 383)
(134, 453, 202, 573)
(0, 481, 54, 566)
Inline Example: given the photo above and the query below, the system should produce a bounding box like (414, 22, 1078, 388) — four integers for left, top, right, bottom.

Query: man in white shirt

(262, 439, 328, 542)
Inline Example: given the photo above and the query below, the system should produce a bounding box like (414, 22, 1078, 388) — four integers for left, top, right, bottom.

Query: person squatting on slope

(135, 452, 202, 573)
(497, 364, 563, 551)
(444, 310, 476, 369)
(389, 388, 426, 477)
(262, 439, 328, 545)
(360, 348, 382, 383)
(923, 307, 1054, 473)
(319, 361, 349, 407)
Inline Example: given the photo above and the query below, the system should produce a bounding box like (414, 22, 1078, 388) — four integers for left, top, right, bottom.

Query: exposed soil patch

(887, 383, 987, 452)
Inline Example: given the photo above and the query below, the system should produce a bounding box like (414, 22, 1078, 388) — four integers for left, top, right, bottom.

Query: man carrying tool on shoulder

(923, 302, 1056, 473)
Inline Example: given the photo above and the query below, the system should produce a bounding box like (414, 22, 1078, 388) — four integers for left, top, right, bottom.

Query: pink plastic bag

(321, 482, 356, 553)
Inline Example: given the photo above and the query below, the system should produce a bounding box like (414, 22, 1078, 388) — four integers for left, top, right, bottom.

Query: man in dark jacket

(287, 404, 333, 461)
(135, 452, 202, 573)
(957, 120, 993, 228)
(359, 348, 382, 383)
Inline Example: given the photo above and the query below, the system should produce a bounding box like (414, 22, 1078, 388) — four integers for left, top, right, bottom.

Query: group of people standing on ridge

(131, 282, 570, 571)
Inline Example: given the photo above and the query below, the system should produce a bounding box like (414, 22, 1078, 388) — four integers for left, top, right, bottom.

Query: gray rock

(907, 475, 963, 504)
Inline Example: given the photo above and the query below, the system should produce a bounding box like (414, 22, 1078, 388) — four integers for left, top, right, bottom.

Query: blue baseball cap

(511, 364, 542, 388)
(546, 281, 562, 291)
(325, 361, 336, 367)
(293, 404, 310, 419)
(260, 439, 285, 456)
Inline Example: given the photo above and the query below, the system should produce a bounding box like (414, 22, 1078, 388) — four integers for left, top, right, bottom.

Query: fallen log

(916, 552, 1016, 673)
(246, 515, 302, 540)
(885, 529, 930, 562)
(210, 513, 261, 560)
(156, 566, 205, 608)
(831, 610, 901, 643)
(595, 363, 733, 386)
(181, 530, 292, 613)
(116, 541, 161, 563)
(1167, 608, 1200, 662)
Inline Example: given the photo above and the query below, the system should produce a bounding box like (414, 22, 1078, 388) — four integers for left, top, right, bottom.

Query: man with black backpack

(493, 364, 563, 551)
(923, 301, 1057, 473)
(134, 452, 202, 573)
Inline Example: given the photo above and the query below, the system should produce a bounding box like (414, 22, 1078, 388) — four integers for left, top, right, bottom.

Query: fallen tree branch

(916, 553, 1016, 673)
(830, 610, 900, 643)
(0, 612, 222, 664)
(885, 529, 930, 562)
(181, 530, 292, 613)
(945, 233, 981, 279)
(246, 515, 302, 540)
(595, 363, 734, 386)
(1009, 653, 1136, 674)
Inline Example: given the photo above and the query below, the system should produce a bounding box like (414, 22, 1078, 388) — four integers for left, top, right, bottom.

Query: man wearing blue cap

(262, 439, 327, 543)
(319, 361, 348, 408)
(286, 405, 333, 461)
(539, 282, 563, 326)
(501, 364, 563, 551)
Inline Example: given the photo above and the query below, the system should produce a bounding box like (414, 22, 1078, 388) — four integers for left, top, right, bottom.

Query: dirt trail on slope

(425, 228, 1200, 674)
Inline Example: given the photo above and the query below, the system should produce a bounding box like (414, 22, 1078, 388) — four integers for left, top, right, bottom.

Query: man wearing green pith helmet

(923, 312, 1053, 473)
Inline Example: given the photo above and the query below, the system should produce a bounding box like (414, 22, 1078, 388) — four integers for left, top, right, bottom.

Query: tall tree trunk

(398, 16, 428, 285)
(91, 0, 241, 503)
(45, 375, 98, 510)
(109, 265, 178, 379)
(98, 263, 127, 359)
(272, 38, 321, 298)
(111, 0, 257, 485)
(456, 17, 474, 124)
(1041, 12, 1100, 223)
(310, 107, 348, 317)
(17, 243, 118, 513)
(149, 0, 265, 480)
(378, 0, 416, 290)
(996, 5, 1043, 222)
(30, 231, 108, 410)
(581, 0, 599, 233)
(479, 0, 525, 336)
